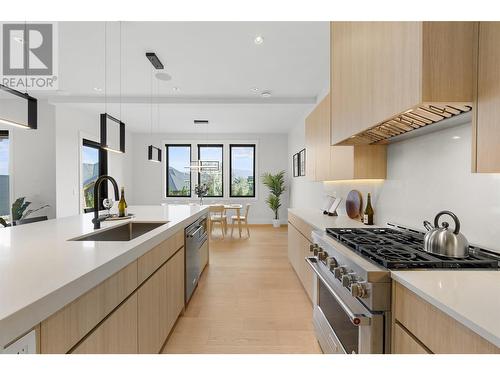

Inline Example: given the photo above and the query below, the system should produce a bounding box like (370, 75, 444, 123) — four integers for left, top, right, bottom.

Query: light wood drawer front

(138, 229, 184, 284)
(288, 212, 314, 242)
(72, 293, 138, 354)
(287, 223, 314, 303)
(393, 282, 500, 354)
(41, 261, 138, 354)
(200, 240, 209, 272)
(165, 248, 185, 335)
(393, 322, 430, 354)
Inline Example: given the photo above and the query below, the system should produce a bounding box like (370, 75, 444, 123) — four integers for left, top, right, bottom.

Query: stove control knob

(333, 266, 347, 279)
(351, 282, 368, 298)
(342, 273, 357, 288)
(326, 257, 338, 270)
(309, 244, 318, 253)
(318, 250, 328, 261)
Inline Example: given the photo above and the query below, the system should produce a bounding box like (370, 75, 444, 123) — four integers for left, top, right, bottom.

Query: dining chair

(209, 205, 227, 238)
(231, 204, 251, 237)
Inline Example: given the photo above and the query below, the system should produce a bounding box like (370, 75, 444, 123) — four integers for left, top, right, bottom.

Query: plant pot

(272, 219, 280, 228)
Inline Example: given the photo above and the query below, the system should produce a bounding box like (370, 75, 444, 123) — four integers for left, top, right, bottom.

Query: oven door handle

(305, 257, 371, 326)
(187, 225, 203, 238)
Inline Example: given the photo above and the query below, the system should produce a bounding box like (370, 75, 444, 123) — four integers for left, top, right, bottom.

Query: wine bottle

(118, 187, 128, 217)
(363, 193, 374, 225)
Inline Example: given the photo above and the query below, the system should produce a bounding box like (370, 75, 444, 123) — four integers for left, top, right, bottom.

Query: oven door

(306, 257, 385, 354)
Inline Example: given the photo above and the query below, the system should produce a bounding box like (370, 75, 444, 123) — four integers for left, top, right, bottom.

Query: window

(0, 131, 10, 219)
(198, 144, 223, 197)
(166, 144, 191, 197)
(82, 139, 107, 212)
(230, 144, 256, 197)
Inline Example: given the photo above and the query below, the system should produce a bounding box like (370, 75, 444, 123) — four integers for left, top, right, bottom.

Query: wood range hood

(331, 22, 477, 146)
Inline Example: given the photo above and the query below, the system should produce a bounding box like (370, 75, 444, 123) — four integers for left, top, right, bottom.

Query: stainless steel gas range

(306, 225, 499, 354)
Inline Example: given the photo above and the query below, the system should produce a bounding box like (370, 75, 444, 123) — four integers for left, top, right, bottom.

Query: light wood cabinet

(474, 22, 500, 173)
(40, 261, 138, 354)
(138, 247, 185, 353)
(138, 229, 184, 284)
(392, 281, 500, 354)
(287, 212, 314, 302)
(330, 22, 476, 146)
(393, 322, 430, 354)
(165, 248, 185, 335)
(305, 94, 387, 181)
(72, 293, 138, 354)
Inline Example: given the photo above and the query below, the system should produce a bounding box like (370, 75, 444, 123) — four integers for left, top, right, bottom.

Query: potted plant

(261, 170, 286, 228)
(194, 184, 209, 205)
(0, 197, 50, 227)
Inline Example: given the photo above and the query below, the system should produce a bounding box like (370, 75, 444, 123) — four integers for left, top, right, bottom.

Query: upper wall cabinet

(474, 22, 500, 173)
(330, 22, 477, 146)
(305, 94, 386, 182)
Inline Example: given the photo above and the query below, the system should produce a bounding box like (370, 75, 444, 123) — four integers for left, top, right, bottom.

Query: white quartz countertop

(392, 270, 500, 348)
(288, 207, 373, 231)
(0, 204, 209, 348)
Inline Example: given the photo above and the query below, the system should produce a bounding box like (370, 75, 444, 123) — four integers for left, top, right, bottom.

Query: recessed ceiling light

(155, 72, 172, 81)
(250, 87, 259, 92)
(93, 87, 102, 92)
(173, 87, 180, 92)
(254, 36, 264, 45)
(261, 91, 272, 98)
(452, 135, 461, 140)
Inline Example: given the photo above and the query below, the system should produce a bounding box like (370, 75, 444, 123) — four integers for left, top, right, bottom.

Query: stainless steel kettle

(423, 211, 469, 258)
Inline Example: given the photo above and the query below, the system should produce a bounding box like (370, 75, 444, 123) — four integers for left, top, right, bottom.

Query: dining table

(209, 203, 243, 238)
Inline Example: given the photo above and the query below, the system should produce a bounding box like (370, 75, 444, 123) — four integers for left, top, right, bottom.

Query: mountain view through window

(230, 145, 255, 197)
(167, 145, 191, 197)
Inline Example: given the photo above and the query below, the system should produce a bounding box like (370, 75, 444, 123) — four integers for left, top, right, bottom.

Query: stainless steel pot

(423, 211, 469, 258)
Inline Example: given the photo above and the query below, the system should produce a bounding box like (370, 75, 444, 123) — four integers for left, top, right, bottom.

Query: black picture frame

(100, 113, 125, 154)
(299, 149, 306, 176)
(293, 153, 299, 177)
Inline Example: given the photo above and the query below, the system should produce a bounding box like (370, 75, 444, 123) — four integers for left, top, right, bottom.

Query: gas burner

(326, 227, 499, 270)
(376, 248, 417, 261)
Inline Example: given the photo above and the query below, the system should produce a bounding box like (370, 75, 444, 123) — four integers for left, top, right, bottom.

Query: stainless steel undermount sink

(69, 221, 168, 241)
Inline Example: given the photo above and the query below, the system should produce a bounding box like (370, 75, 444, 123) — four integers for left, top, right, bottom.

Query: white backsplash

(290, 119, 500, 253)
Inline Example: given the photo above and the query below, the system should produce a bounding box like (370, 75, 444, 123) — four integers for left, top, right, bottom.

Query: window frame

(165, 144, 192, 198)
(229, 144, 256, 198)
(197, 144, 224, 198)
(82, 138, 108, 213)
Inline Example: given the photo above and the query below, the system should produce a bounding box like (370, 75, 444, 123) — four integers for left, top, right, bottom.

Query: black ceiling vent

(146, 52, 164, 69)
(194, 120, 209, 125)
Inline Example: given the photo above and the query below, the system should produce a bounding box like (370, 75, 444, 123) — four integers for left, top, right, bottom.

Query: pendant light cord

(104, 22, 107, 116)
(150, 67, 153, 140)
(119, 21, 122, 122)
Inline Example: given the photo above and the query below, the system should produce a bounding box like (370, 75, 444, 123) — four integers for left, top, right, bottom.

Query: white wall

(55, 105, 133, 217)
(7, 100, 57, 219)
(288, 117, 500, 253)
(130, 132, 289, 224)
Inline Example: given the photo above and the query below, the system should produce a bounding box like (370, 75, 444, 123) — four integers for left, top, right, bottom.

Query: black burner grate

(326, 227, 499, 270)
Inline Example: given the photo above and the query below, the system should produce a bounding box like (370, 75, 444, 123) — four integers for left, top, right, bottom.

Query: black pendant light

(147, 52, 162, 163)
(0, 22, 37, 130)
(100, 21, 125, 154)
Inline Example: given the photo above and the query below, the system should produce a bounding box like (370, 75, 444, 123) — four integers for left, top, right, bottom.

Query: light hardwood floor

(162, 225, 321, 354)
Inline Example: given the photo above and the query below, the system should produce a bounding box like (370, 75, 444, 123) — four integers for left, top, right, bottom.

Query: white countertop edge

(391, 271, 500, 348)
(0, 207, 208, 348)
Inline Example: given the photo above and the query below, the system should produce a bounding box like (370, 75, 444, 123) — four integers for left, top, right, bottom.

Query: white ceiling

(48, 21, 330, 133)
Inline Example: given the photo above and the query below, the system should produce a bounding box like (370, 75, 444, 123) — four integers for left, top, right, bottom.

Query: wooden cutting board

(346, 190, 363, 220)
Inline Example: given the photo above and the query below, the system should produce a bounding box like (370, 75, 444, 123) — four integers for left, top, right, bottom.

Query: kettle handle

(434, 211, 460, 235)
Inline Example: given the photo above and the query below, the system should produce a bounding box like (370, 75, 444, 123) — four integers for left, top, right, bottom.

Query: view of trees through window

(166, 145, 191, 197)
(82, 140, 102, 211)
(198, 145, 223, 197)
(230, 145, 255, 197)
(0, 131, 10, 219)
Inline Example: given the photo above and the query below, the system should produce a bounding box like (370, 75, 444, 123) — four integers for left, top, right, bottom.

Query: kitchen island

(0, 204, 209, 352)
